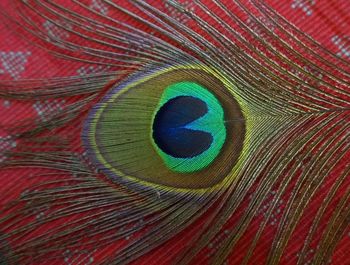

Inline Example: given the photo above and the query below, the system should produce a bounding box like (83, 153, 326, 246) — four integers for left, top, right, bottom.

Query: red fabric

(0, 0, 349, 264)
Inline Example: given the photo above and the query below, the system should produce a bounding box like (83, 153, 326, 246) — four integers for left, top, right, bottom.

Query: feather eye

(82, 64, 246, 189)
(0, 0, 349, 265)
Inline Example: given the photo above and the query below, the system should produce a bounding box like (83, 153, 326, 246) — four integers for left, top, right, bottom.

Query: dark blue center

(152, 96, 213, 158)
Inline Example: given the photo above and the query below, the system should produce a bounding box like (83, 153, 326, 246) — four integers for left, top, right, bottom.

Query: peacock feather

(0, 0, 349, 264)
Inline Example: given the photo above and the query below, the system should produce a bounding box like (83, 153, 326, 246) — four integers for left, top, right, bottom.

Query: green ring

(151, 81, 227, 173)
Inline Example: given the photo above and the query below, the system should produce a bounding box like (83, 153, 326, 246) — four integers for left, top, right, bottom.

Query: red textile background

(0, 0, 349, 264)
